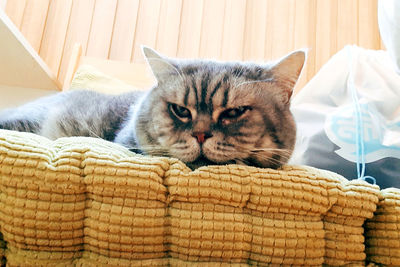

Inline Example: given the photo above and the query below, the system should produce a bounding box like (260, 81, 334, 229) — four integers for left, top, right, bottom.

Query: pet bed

(0, 64, 399, 266)
(0, 129, 382, 266)
(365, 188, 400, 266)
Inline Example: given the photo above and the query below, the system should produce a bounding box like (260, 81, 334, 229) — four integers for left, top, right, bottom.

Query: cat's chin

(186, 155, 235, 170)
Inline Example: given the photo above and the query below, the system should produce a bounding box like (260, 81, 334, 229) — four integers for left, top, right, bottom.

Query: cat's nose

(192, 132, 212, 144)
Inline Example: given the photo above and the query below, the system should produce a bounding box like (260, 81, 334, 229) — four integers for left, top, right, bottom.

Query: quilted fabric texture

(0, 130, 384, 266)
(365, 188, 400, 266)
(70, 65, 140, 94)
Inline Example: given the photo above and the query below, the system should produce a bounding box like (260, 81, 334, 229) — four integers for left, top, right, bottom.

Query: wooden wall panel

(19, 0, 49, 51)
(220, 0, 246, 60)
(58, 0, 95, 84)
(199, 0, 226, 59)
(5, 0, 382, 89)
(315, 0, 337, 73)
(243, 0, 268, 61)
(39, 0, 72, 77)
(176, 0, 204, 58)
(293, 0, 316, 91)
(359, 0, 381, 49)
(109, 0, 140, 61)
(269, 1, 296, 60)
(5, 0, 26, 28)
(156, 0, 183, 56)
(131, 0, 162, 63)
(85, 0, 117, 58)
(337, 0, 359, 50)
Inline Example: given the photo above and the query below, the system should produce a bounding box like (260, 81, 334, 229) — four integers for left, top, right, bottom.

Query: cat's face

(134, 47, 305, 169)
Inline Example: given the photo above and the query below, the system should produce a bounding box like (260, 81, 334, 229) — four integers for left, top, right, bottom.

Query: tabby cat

(0, 47, 305, 169)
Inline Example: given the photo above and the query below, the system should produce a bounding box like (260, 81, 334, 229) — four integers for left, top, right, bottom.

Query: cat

(0, 47, 305, 169)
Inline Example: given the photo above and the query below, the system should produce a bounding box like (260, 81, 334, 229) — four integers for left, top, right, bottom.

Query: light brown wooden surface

(86, 0, 117, 59)
(39, 0, 72, 78)
(62, 43, 155, 91)
(3, 0, 382, 91)
(0, 8, 60, 90)
(19, 0, 49, 51)
(109, 0, 139, 62)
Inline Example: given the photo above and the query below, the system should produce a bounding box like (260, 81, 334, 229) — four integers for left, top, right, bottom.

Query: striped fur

(0, 47, 305, 169)
(118, 47, 305, 169)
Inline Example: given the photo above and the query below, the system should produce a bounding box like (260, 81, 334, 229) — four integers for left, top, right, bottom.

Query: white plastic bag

(290, 45, 400, 189)
(378, 0, 400, 73)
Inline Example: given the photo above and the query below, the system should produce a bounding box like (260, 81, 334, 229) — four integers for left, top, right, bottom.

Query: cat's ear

(271, 49, 307, 103)
(142, 46, 179, 84)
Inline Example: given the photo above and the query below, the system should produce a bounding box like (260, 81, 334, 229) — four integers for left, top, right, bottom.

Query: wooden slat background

(3, 0, 382, 90)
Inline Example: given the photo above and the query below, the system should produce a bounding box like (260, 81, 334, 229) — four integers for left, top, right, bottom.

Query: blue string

(347, 48, 376, 185)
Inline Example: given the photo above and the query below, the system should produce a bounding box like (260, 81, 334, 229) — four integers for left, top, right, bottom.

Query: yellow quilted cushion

(69, 65, 141, 94)
(365, 188, 400, 266)
(0, 130, 381, 266)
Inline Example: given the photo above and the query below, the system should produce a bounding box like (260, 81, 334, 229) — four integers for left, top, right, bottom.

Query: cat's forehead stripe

(200, 72, 209, 112)
(181, 63, 274, 115)
(221, 86, 229, 107)
(182, 68, 234, 115)
(191, 77, 199, 110)
(208, 80, 222, 112)
(183, 86, 190, 106)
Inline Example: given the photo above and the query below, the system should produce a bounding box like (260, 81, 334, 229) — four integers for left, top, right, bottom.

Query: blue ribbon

(347, 48, 376, 185)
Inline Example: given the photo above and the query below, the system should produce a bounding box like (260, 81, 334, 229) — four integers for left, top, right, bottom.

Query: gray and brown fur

(0, 47, 305, 169)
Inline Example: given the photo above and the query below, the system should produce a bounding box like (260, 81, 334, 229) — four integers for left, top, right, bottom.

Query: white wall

(0, 0, 7, 10)
(0, 85, 56, 110)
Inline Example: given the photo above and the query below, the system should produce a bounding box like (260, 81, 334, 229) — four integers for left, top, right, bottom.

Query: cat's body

(0, 90, 142, 142)
(0, 47, 305, 169)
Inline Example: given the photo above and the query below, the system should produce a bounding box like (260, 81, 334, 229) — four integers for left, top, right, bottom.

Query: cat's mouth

(186, 155, 235, 170)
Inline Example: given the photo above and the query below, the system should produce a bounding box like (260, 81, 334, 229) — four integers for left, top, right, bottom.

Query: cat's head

(133, 47, 305, 169)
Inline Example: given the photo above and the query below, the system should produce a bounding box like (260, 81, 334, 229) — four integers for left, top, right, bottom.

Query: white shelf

(0, 8, 60, 90)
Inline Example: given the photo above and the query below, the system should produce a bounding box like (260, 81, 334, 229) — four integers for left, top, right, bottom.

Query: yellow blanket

(1, 129, 398, 266)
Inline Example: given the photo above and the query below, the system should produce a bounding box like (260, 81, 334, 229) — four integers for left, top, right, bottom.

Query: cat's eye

(169, 103, 192, 120)
(219, 106, 251, 121)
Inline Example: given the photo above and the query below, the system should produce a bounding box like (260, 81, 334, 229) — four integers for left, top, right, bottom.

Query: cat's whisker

(238, 65, 246, 77)
(253, 151, 292, 161)
(233, 158, 258, 167)
(257, 154, 288, 165)
(233, 78, 274, 89)
(250, 152, 291, 162)
(234, 145, 292, 156)
(87, 128, 102, 139)
(249, 147, 291, 153)
(122, 144, 169, 155)
(237, 155, 287, 168)
(231, 66, 246, 87)
(234, 145, 292, 164)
